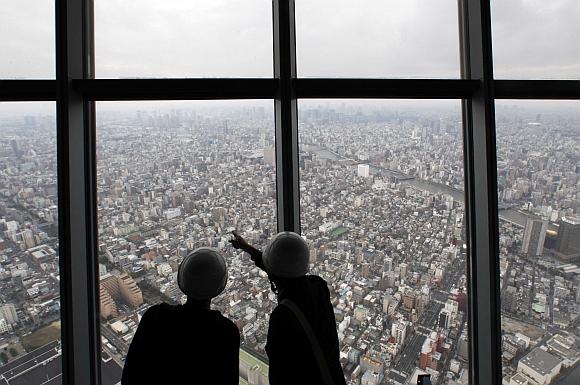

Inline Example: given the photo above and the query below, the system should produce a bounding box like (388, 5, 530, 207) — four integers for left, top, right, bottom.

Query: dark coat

(266, 275, 347, 385)
(121, 302, 240, 385)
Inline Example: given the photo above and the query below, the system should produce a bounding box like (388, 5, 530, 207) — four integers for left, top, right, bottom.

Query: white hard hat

(262, 232, 310, 278)
(178, 247, 227, 300)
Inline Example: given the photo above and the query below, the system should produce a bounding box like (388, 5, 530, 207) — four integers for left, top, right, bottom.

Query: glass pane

(96, 101, 276, 384)
(0, 103, 61, 380)
(299, 100, 469, 384)
(296, 1, 460, 78)
(496, 101, 580, 384)
(95, 1, 273, 78)
(0, 1, 55, 78)
(491, 0, 580, 79)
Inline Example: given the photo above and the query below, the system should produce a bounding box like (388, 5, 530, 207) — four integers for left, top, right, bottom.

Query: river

(304, 145, 531, 228)
(555, 364, 580, 385)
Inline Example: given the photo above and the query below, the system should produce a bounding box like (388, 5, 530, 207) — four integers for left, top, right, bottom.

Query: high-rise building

(555, 216, 580, 254)
(521, 218, 548, 256)
(21, 229, 36, 250)
(118, 273, 144, 307)
(0, 304, 19, 325)
(403, 291, 415, 310)
(383, 257, 393, 272)
(391, 319, 408, 346)
(358, 164, 370, 178)
(309, 247, 317, 264)
(419, 337, 435, 370)
(399, 262, 408, 278)
(100, 272, 143, 315)
(100, 285, 118, 318)
(438, 309, 451, 329)
(361, 262, 370, 277)
(0, 318, 9, 334)
(419, 333, 444, 371)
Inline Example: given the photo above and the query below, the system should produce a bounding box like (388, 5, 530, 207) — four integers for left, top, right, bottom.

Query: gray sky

(0, 1, 579, 115)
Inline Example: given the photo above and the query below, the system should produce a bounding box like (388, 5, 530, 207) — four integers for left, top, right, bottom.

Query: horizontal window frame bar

(495, 80, 580, 99)
(0, 80, 57, 101)
(73, 78, 278, 100)
(3, 79, 580, 102)
(294, 78, 481, 99)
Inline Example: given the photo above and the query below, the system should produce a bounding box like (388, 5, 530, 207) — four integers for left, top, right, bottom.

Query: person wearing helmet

(121, 247, 240, 385)
(230, 231, 346, 385)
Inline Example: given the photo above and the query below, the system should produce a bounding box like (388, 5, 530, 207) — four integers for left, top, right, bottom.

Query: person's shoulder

(306, 274, 327, 285)
(211, 311, 240, 335)
(142, 302, 174, 320)
(306, 275, 330, 290)
(271, 301, 294, 322)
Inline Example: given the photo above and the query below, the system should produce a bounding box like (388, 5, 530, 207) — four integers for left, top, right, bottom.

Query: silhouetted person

(231, 231, 346, 385)
(121, 247, 240, 385)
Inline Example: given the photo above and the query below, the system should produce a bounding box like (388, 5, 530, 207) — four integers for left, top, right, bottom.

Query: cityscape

(0, 102, 578, 385)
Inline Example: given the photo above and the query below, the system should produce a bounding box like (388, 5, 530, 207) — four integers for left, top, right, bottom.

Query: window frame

(0, 1, 579, 384)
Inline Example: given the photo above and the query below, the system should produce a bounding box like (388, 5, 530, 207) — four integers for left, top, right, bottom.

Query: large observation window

(295, 0, 461, 78)
(0, 1, 55, 79)
(299, 100, 470, 384)
(95, 100, 276, 384)
(491, 0, 580, 79)
(2, 1, 579, 385)
(95, 0, 273, 78)
(496, 101, 580, 384)
(0, 103, 60, 381)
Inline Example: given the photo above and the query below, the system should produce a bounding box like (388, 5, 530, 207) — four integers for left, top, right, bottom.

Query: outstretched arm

(229, 231, 266, 270)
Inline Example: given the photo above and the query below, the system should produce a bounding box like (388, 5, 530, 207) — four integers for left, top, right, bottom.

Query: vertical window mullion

(273, 0, 300, 233)
(459, 1, 502, 385)
(56, 0, 99, 384)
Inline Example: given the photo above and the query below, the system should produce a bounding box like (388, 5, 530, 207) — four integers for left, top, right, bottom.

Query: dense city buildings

(0, 112, 62, 380)
(495, 104, 580, 385)
(0, 102, 578, 385)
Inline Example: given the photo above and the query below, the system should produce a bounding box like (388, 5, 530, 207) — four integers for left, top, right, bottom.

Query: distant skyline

(1, 99, 580, 119)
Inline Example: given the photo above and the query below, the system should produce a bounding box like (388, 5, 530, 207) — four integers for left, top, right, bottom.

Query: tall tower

(522, 218, 548, 256)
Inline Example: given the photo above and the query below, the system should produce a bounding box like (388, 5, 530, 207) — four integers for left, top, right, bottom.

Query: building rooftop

(0, 341, 122, 385)
(510, 373, 529, 385)
(520, 348, 562, 375)
(239, 348, 269, 376)
(387, 370, 407, 385)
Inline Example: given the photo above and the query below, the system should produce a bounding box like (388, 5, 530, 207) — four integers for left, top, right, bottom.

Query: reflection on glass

(491, 0, 580, 79)
(95, 0, 273, 78)
(296, 0, 460, 78)
(0, 1, 55, 78)
(496, 101, 580, 385)
(96, 101, 276, 384)
(0, 103, 60, 380)
(299, 100, 469, 384)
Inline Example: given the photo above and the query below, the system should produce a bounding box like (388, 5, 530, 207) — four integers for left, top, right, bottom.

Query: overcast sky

(0, 0, 579, 115)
